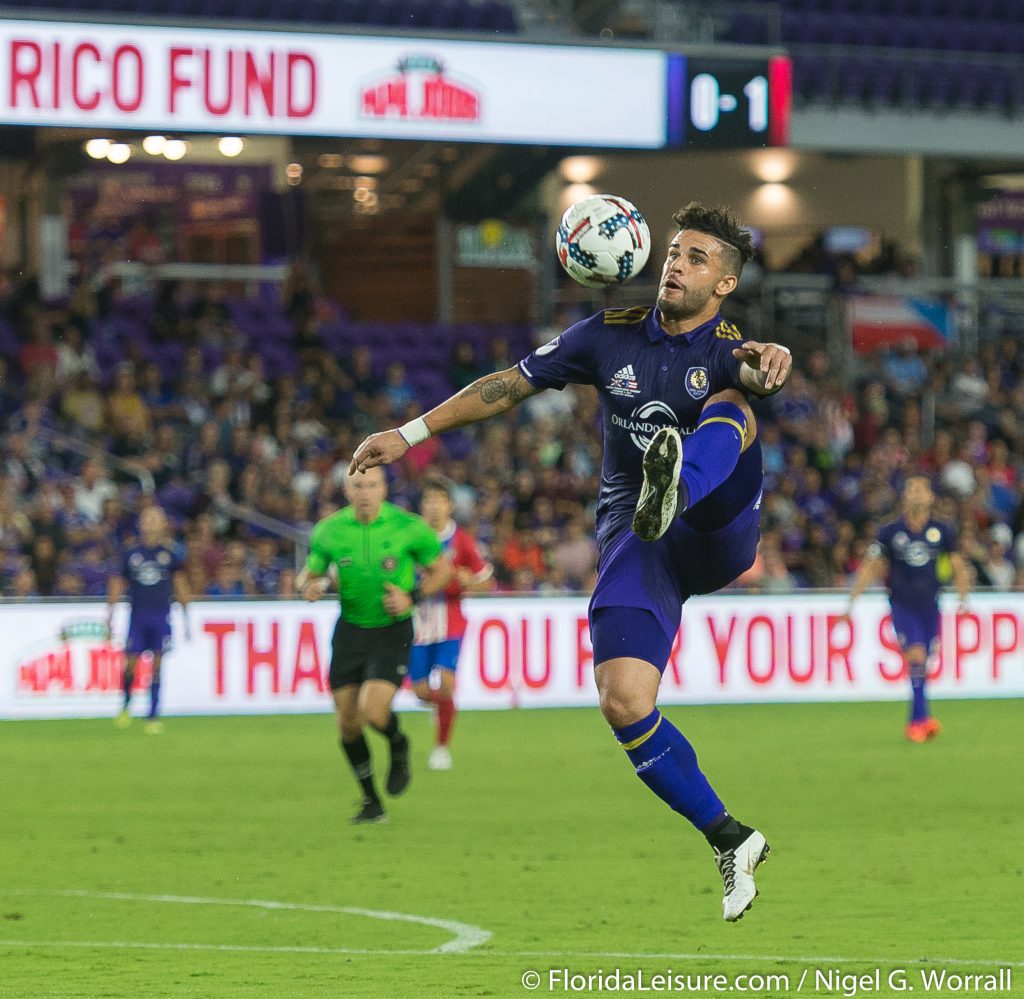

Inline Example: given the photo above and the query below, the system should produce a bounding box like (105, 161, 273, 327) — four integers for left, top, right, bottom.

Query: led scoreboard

(667, 54, 792, 148)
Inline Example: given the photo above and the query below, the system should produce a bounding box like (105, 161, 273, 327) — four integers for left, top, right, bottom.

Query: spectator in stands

(139, 363, 175, 424)
(882, 338, 929, 394)
(549, 511, 598, 590)
(55, 324, 99, 386)
(383, 362, 417, 418)
(448, 339, 483, 391)
(62, 371, 106, 435)
(106, 364, 150, 435)
(19, 317, 58, 388)
(74, 459, 118, 524)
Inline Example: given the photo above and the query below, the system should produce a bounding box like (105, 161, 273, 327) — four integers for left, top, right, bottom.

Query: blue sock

(613, 709, 725, 830)
(678, 401, 747, 508)
(148, 681, 161, 720)
(909, 664, 927, 723)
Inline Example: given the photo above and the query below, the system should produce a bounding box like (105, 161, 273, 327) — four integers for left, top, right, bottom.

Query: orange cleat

(905, 721, 929, 743)
(922, 717, 942, 739)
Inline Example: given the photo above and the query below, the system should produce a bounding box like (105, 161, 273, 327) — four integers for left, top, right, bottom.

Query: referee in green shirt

(297, 466, 451, 823)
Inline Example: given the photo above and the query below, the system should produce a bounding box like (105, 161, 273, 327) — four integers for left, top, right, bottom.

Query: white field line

(2, 890, 1021, 967)
(1, 888, 491, 955)
(0, 940, 1021, 968)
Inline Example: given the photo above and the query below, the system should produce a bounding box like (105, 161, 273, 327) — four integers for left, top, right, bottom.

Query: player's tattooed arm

(349, 366, 540, 475)
(457, 368, 537, 408)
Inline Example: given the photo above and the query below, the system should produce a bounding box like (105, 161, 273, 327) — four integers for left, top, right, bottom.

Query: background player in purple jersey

(843, 474, 970, 742)
(107, 506, 190, 734)
(350, 202, 792, 922)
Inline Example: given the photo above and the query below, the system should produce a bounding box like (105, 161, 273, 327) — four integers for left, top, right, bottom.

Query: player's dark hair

(422, 475, 453, 499)
(671, 202, 755, 278)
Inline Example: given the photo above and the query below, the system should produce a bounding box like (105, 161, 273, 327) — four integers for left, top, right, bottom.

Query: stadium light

(218, 136, 245, 158)
(84, 138, 111, 159)
(142, 135, 167, 156)
(560, 156, 601, 184)
(750, 149, 797, 184)
(163, 140, 188, 161)
(347, 154, 388, 174)
(106, 143, 132, 164)
(751, 181, 796, 220)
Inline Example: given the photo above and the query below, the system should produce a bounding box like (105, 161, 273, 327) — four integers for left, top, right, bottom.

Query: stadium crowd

(1, 269, 1023, 599)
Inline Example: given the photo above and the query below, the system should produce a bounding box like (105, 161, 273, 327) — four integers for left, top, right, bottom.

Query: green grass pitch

(1, 700, 1022, 998)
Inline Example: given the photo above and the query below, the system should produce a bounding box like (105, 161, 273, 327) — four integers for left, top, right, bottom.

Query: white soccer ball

(555, 194, 652, 288)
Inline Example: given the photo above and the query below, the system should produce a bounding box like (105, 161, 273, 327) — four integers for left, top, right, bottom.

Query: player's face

(903, 477, 933, 512)
(420, 489, 452, 530)
(657, 231, 736, 322)
(345, 468, 387, 514)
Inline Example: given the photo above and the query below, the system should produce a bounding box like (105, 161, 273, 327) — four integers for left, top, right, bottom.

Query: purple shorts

(589, 490, 762, 662)
(125, 613, 171, 657)
(890, 602, 940, 654)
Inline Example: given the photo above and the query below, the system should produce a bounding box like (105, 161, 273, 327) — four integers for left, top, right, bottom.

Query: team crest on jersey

(714, 320, 742, 340)
(157, 551, 170, 565)
(926, 527, 941, 543)
(382, 556, 398, 571)
(686, 366, 710, 399)
(607, 364, 640, 398)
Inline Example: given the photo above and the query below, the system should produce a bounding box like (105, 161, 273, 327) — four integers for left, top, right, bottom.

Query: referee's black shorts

(328, 618, 414, 691)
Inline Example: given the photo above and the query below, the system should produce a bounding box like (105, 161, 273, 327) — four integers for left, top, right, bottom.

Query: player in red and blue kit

(844, 474, 970, 742)
(107, 507, 191, 734)
(410, 476, 493, 771)
(350, 202, 793, 922)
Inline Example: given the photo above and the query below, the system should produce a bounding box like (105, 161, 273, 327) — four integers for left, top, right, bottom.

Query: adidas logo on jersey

(607, 364, 641, 398)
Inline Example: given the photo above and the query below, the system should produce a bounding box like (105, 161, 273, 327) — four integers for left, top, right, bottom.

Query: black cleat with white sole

(632, 427, 684, 542)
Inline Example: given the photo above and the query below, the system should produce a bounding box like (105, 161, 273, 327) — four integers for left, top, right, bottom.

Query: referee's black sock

(372, 712, 407, 751)
(341, 734, 380, 802)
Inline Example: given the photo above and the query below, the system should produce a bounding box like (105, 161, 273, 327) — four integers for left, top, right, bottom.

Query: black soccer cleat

(386, 736, 411, 797)
(632, 427, 683, 542)
(351, 797, 387, 824)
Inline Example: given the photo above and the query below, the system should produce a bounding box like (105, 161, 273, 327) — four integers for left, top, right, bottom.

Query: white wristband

(397, 417, 431, 447)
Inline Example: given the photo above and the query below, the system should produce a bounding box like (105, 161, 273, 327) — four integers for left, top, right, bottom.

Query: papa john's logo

(686, 366, 710, 400)
(359, 56, 481, 124)
(611, 400, 680, 451)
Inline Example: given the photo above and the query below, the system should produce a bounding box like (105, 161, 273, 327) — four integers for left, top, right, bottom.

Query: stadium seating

(0, 0, 520, 32)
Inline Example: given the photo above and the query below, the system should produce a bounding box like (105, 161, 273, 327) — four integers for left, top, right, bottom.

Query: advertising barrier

(2, 593, 1022, 719)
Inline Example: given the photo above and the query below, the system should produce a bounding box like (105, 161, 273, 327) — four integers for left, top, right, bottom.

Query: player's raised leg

(334, 685, 386, 823)
(633, 390, 756, 542)
(359, 679, 411, 797)
(592, 606, 769, 922)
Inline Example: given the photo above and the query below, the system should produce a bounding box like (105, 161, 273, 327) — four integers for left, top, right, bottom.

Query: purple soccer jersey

(518, 307, 764, 653)
(518, 307, 761, 546)
(870, 517, 957, 612)
(119, 544, 183, 655)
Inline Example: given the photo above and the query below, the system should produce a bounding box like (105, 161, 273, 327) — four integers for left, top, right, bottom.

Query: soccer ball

(555, 194, 651, 288)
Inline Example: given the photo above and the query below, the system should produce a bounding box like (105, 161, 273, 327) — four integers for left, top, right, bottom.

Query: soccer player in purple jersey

(843, 474, 970, 742)
(107, 507, 190, 735)
(350, 202, 792, 922)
